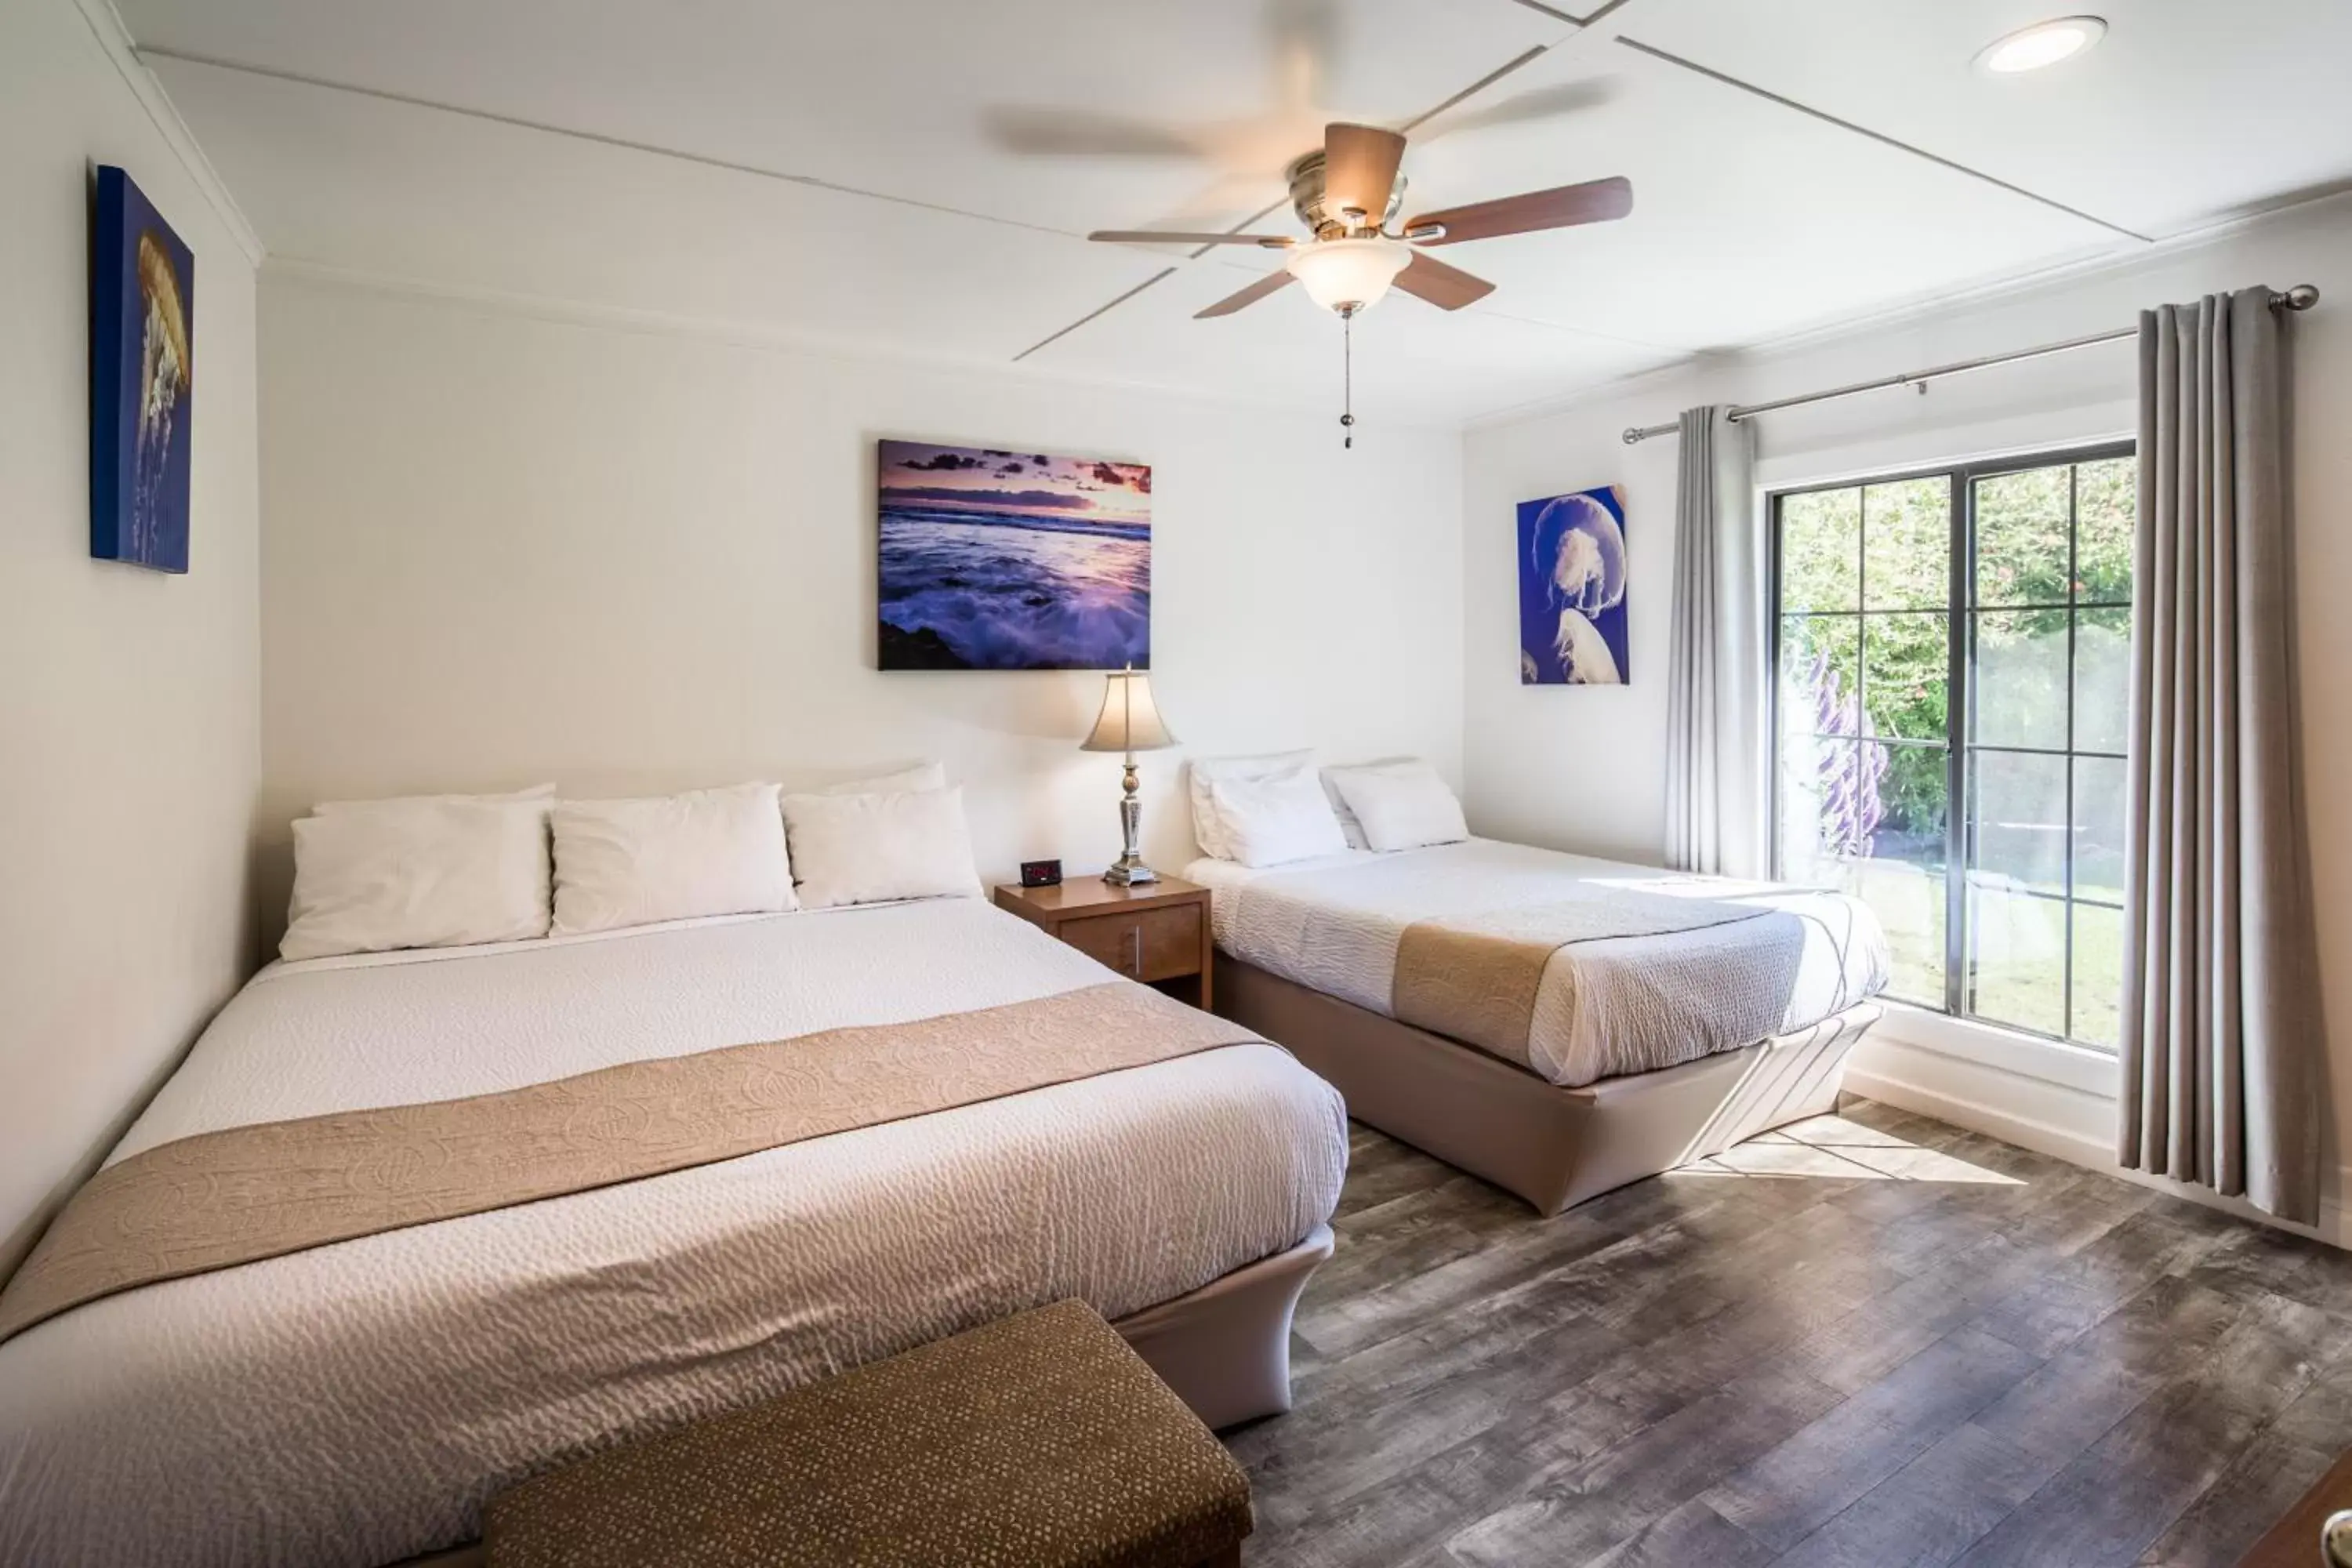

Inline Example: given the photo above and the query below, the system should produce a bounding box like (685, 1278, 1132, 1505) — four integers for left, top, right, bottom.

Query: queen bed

(0, 898, 1347, 1568)
(1185, 837, 1889, 1215)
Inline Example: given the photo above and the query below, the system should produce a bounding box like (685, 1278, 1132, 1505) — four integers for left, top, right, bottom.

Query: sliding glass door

(1769, 443, 2135, 1048)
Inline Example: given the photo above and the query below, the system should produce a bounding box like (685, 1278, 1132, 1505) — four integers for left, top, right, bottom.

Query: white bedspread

(0, 900, 1346, 1568)
(1187, 839, 1888, 1087)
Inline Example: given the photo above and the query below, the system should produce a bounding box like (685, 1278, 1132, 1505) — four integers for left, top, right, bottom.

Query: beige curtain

(2120, 287, 2321, 1222)
(1664, 405, 1761, 876)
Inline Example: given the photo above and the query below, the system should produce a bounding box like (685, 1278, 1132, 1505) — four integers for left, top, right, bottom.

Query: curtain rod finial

(2277, 283, 2320, 311)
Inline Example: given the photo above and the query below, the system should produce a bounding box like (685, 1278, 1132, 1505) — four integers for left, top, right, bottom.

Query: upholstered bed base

(387, 1223, 1334, 1568)
(1114, 1220, 1334, 1429)
(1217, 953, 1881, 1216)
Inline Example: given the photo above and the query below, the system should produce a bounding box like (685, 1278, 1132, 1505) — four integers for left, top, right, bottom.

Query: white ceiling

(122, 0, 2352, 425)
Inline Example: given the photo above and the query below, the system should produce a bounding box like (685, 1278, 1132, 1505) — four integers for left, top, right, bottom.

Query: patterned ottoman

(485, 1299, 1253, 1567)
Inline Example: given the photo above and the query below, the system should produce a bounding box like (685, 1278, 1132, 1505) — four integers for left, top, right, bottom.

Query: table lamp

(1080, 666, 1177, 886)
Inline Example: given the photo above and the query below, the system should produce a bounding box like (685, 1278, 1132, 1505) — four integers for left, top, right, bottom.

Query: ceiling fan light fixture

(1973, 15, 2106, 74)
(1286, 237, 1411, 314)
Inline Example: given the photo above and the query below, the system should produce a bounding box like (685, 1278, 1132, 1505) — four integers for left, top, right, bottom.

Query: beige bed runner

(1392, 893, 1766, 1065)
(0, 981, 1254, 1346)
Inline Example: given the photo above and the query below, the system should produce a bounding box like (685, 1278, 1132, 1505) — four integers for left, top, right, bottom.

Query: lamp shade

(1080, 669, 1176, 754)
(1285, 237, 1410, 314)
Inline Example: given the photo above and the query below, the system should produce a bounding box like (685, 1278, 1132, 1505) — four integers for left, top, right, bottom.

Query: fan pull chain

(1341, 307, 1355, 450)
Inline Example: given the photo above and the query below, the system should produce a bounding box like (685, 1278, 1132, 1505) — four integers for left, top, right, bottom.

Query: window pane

(1860, 612, 1947, 741)
(1973, 466, 2073, 607)
(2074, 607, 2131, 754)
(1779, 616, 1860, 749)
(1967, 741, 2069, 1036)
(1971, 609, 2071, 750)
(1862, 478, 1950, 610)
(1777, 736, 1856, 886)
(1863, 742, 1947, 1006)
(2071, 902, 2124, 1050)
(1967, 884, 2068, 1038)
(1971, 750, 2069, 896)
(2072, 754, 2128, 906)
(1780, 741, 1944, 1007)
(2074, 457, 2135, 604)
(1780, 489, 1860, 612)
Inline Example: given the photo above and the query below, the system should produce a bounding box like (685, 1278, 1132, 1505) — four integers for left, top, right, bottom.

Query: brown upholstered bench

(485, 1299, 1253, 1567)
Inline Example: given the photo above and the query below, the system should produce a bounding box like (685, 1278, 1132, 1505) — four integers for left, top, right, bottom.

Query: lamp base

(1104, 760, 1155, 885)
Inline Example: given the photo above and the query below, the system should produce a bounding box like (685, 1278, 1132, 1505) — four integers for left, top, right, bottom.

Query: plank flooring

(1234, 1097, 2352, 1568)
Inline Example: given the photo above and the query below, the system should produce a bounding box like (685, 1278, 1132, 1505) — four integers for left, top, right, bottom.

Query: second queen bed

(1188, 836, 1889, 1214)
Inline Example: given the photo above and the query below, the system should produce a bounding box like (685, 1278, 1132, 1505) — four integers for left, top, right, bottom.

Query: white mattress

(0, 899, 1347, 1568)
(1186, 839, 1888, 1087)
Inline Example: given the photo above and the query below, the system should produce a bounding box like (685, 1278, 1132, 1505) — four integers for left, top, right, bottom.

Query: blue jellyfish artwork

(91, 165, 194, 575)
(1516, 486, 1628, 684)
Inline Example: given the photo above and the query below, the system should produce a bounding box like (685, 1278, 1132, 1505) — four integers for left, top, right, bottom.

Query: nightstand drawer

(1058, 905, 1202, 983)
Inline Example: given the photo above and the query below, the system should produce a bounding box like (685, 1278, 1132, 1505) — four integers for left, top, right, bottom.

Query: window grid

(1767, 441, 2135, 1050)
(2063, 461, 2078, 1038)
(1785, 600, 2131, 615)
(1785, 737, 2125, 762)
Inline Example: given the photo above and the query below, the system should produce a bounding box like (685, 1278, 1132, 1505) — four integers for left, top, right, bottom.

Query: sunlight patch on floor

(1668, 1114, 2024, 1185)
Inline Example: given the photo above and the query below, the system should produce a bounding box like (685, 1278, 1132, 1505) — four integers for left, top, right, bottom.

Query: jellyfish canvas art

(1517, 485, 1629, 684)
(90, 165, 194, 574)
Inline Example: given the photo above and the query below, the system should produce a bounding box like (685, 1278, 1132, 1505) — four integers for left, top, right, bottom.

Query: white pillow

(1208, 771, 1349, 868)
(1187, 750, 1313, 860)
(1319, 758, 1419, 850)
(813, 763, 946, 796)
(781, 786, 982, 909)
(550, 783, 796, 936)
(315, 783, 554, 815)
(281, 798, 554, 962)
(1326, 761, 1469, 852)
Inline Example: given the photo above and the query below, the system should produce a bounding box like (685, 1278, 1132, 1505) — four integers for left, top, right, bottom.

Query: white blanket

(1187, 839, 1888, 1087)
(0, 900, 1347, 1568)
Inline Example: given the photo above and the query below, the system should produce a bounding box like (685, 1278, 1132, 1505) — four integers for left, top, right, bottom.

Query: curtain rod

(1620, 284, 2321, 445)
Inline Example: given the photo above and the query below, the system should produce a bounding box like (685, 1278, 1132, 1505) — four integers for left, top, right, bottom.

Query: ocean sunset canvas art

(877, 440, 1152, 671)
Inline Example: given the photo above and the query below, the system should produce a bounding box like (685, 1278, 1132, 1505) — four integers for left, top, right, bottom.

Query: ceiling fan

(1087, 122, 1633, 321)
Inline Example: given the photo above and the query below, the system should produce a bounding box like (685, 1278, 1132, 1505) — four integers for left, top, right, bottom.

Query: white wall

(256, 274, 1464, 938)
(0, 1, 262, 1273)
(1462, 194, 2352, 1236)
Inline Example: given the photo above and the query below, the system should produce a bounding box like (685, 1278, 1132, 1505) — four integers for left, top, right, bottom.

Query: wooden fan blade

(1422, 78, 1618, 140)
(1403, 176, 1632, 245)
(1195, 269, 1297, 318)
(1392, 252, 1494, 310)
(1323, 123, 1406, 220)
(984, 108, 1203, 159)
(1089, 230, 1294, 246)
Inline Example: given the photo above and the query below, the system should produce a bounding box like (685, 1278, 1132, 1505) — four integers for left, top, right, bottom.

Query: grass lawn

(1848, 859, 2120, 1048)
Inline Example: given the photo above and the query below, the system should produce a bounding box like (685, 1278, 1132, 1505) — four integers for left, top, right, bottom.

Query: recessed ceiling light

(1974, 15, 2107, 74)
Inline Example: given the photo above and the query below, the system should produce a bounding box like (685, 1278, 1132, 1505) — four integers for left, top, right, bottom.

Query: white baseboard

(1845, 1018, 2352, 1251)
(1842, 1064, 2113, 1170)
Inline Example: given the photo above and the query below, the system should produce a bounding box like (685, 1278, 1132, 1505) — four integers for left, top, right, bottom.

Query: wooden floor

(1232, 1097, 2352, 1568)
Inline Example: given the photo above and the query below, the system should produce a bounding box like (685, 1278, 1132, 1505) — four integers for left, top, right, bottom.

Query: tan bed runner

(1392, 892, 1766, 1065)
(0, 981, 1255, 1346)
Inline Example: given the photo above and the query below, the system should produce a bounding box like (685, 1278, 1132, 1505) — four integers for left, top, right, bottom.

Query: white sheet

(1187, 838, 1888, 1087)
(0, 900, 1346, 1568)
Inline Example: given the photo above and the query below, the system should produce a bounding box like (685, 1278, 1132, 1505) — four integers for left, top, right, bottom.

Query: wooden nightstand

(993, 876, 1213, 1011)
